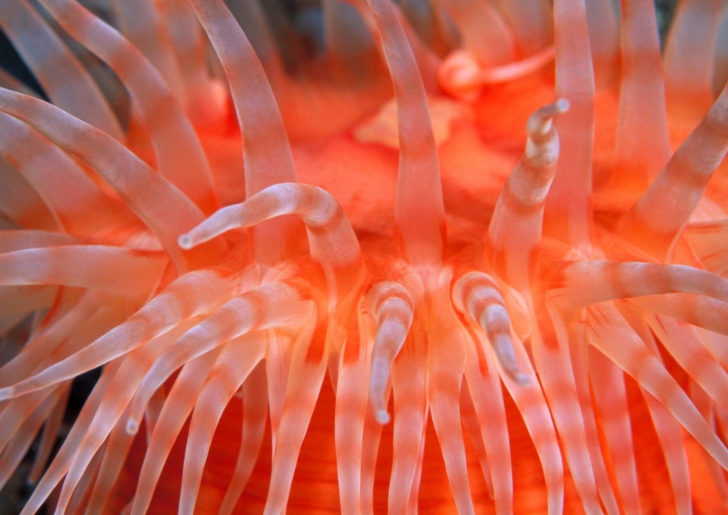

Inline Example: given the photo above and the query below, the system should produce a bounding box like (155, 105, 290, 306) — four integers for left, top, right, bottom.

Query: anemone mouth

(2, 0, 728, 514)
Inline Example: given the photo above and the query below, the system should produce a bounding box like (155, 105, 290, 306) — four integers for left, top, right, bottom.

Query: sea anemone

(1, 0, 728, 513)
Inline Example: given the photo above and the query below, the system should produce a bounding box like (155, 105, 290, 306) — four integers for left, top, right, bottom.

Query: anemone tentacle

(1, 0, 728, 514)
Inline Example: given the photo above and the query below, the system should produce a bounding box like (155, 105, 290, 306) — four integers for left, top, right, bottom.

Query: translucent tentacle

(543, 0, 595, 248)
(629, 293, 728, 336)
(179, 332, 267, 515)
(500, 337, 564, 514)
(66, 445, 104, 513)
(0, 158, 56, 230)
(452, 271, 526, 383)
(0, 230, 79, 253)
(27, 383, 70, 483)
(0, 88, 224, 271)
(15, 359, 121, 515)
(568, 326, 619, 514)
(714, 5, 728, 95)
(487, 100, 568, 290)
(462, 331, 512, 513)
(0, 269, 231, 400)
(349, 0, 442, 94)
(426, 271, 473, 514)
(588, 348, 641, 514)
(263, 321, 325, 514)
(494, 0, 552, 56)
(35, 0, 218, 214)
(647, 314, 728, 415)
(217, 362, 268, 515)
(0, 0, 124, 140)
(111, 0, 187, 107)
(365, 281, 414, 424)
(156, 0, 218, 126)
(128, 348, 221, 515)
(125, 283, 313, 434)
(435, 0, 516, 67)
(585, 303, 728, 470)
(186, 0, 306, 266)
(335, 315, 370, 514)
(459, 387, 494, 500)
(619, 81, 728, 260)
(84, 409, 138, 514)
(361, 382, 388, 515)
(265, 329, 293, 454)
(0, 67, 40, 98)
(50, 324, 192, 514)
(549, 261, 728, 310)
(688, 380, 728, 507)
(533, 311, 601, 513)
(0, 389, 56, 453)
(0, 110, 129, 236)
(323, 0, 381, 84)
(367, 0, 445, 266)
(388, 327, 427, 513)
(438, 47, 555, 101)
(584, 0, 619, 86)
(0, 385, 62, 488)
(179, 183, 365, 306)
(615, 303, 693, 514)
(0, 291, 121, 387)
(642, 390, 693, 514)
(664, 0, 722, 117)
(224, 0, 285, 82)
(0, 245, 164, 298)
(609, 0, 671, 195)
(684, 220, 728, 275)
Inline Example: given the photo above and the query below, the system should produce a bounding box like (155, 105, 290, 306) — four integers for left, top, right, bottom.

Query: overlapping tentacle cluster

(2, 0, 728, 513)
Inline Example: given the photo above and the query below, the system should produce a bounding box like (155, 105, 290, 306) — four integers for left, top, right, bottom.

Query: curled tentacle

(487, 99, 568, 291)
(365, 280, 415, 425)
(453, 271, 527, 384)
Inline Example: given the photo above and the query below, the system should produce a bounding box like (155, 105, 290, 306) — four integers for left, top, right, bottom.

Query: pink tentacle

(186, 0, 306, 266)
(35, 0, 219, 214)
(585, 303, 728, 470)
(588, 347, 641, 513)
(217, 362, 269, 515)
(365, 280, 414, 424)
(0, 88, 223, 271)
(366, 0, 445, 266)
(426, 271, 473, 514)
(0, 0, 124, 140)
(0, 269, 232, 400)
(388, 326, 427, 513)
(128, 348, 221, 515)
(179, 332, 267, 515)
(486, 100, 568, 291)
(0, 245, 165, 298)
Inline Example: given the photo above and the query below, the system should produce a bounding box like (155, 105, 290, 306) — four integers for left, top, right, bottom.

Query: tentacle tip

(554, 98, 570, 113)
(513, 372, 530, 386)
(375, 409, 391, 425)
(178, 233, 194, 250)
(528, 98, 571, 135)
(126, 419, 140, 435)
